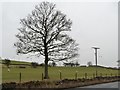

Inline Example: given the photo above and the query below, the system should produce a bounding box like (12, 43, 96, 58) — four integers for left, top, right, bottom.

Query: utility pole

(92, 47, 100, 77)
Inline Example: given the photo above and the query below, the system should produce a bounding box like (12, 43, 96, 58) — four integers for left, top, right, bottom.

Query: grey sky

(1, 1, 118, 67)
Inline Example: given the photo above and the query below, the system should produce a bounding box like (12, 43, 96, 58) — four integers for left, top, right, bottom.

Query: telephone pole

(92, 47, 100, 77)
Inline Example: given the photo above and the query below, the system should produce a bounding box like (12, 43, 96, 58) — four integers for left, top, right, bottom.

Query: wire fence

(17, 72, 119, 83)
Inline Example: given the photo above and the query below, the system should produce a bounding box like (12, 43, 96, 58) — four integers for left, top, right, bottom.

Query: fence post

(93, 73, 95, 79)
(60, 71, 62, 80)
(59, 70, 62, 80)
(85, 73, 87, 79)
(42, 73, 43, 80)
(75, 71, 78, 80)
(19, 72, 21, 83)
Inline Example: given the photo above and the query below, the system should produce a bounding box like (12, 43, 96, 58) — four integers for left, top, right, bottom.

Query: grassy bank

(2, 76, 120, 89)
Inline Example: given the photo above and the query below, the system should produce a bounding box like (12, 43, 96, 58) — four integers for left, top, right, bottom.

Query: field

(2, 65, 118, 83)
(0, 60, 31, 65)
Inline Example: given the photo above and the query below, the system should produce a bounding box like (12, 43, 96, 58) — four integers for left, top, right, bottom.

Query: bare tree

(117, 60, 120, 69)
(14, 2, 79, 79)
(87, 61, 92, 66)
(31, 62, 38, 68)
(4, 59, 11, 68)
(75, 61, 80, 67)
(48, 61, 56, 67)
(52, 61, 56, 67)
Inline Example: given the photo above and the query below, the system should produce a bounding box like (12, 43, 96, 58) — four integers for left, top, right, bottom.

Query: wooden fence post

(85, 73, 87, 79)
(19, 72, 21, 83)
(60, 71, 62, 80)
(75, 71, 78, 80)
(42, 73, 43, 80)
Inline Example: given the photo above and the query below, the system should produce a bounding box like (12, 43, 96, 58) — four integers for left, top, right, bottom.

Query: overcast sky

(0, 1, 118, 67)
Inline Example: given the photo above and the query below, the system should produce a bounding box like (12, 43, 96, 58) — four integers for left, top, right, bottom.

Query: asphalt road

(64, 82, 120, 90)
(81, 81, 119, 88)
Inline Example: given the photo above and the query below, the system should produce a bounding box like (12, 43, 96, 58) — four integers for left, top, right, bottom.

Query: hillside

(0, 59, 31, 65)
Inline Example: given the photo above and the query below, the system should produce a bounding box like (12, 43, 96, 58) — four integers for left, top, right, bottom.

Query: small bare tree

(75, 61, 80, 67)
(117, 60, 120, 69)
(87, 61, 92, 66)
(4, 59, 11, 68)
(14, 2, 79, 79)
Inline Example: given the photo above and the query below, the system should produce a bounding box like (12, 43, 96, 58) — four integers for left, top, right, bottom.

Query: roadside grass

(2, 66, 118, 83)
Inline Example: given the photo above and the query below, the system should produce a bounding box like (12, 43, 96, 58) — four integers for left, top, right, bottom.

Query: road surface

(64, 82, 120, 90)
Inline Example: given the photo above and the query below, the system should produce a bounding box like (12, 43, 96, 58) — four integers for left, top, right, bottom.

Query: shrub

(19, 65, 26, 68)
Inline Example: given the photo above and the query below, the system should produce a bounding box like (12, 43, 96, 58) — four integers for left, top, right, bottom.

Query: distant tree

(4, 59, 11, 68)
(75, 61, 80, 67)
(87, 61, 92, 66)
(63, 63, 67, 67)
(117, 60, 120, 69)
(14, 2, 79, 79)
(48, 62, 52, 67)
(52, 61, 56, 67)
(70, 63, 75, 67)
(63, 62, 76, 67)
(63, 63, 70, 67)
(39, 63, 45, 67)
(31, 62, 38, 68)
(19, 65, 26, 68)
(48, 61, 56, 67)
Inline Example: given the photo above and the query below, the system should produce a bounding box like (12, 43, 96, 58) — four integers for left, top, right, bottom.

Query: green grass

(2, 66, 118, 83)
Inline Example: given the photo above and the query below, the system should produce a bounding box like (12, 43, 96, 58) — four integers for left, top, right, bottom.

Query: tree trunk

(44, 44, 49, 79)
(44, 58, 49, 79)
